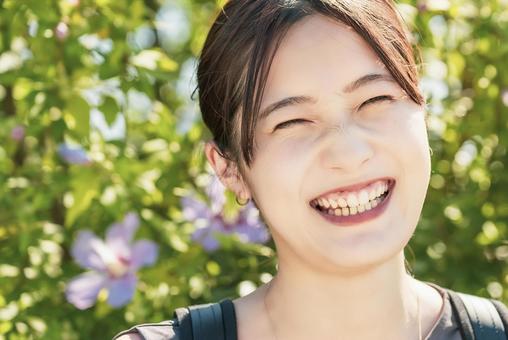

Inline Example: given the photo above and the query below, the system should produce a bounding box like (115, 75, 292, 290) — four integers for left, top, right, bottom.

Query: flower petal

(106, 212, 140, 258)
(106, 272, 137, 308)
(130, 240, 158, 270)
(71, 230, 108, 271)
(65, 271, 108, 310)
(235, 203, 271, 244)
(205, 174, 226, 214)
(236, 222, 271, 244)
(191, 227, 220, 252)
(58, 144, 91, 165)
(181, 195, 212, 222)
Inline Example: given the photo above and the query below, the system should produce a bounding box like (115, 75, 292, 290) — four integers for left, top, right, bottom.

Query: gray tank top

(113, 282, 461, 340)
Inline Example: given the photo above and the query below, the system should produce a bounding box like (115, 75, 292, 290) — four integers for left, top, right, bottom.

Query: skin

(205, 14, 443, 340)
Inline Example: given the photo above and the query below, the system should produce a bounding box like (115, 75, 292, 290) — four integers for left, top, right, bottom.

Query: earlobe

(204, 141, 251, 199)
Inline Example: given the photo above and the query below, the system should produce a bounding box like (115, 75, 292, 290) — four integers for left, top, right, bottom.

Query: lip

(311, 177, 396, 202)
(312, 180, 396, 227)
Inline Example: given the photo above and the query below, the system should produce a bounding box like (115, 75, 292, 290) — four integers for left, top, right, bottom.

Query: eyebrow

(259, 73, 397, 120)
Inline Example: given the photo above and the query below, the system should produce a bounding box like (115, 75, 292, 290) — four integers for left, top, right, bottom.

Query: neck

(264, 250, 421, 340)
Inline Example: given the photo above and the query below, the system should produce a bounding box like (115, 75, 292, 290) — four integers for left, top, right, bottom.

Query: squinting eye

(274, 119, 309, 131)
(358, 95, 395, 110)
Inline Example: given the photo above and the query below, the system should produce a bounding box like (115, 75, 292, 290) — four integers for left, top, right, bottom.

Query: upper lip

(311, 177, 396, 201)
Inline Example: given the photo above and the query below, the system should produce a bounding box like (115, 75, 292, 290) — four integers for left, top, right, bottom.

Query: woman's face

(237, 15, 431, 273)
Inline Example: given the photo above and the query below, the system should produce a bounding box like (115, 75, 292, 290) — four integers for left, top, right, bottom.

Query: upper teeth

(313, 180, 390, 209)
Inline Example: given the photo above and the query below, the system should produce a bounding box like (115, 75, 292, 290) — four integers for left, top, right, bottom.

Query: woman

(115, 0, 508, 339)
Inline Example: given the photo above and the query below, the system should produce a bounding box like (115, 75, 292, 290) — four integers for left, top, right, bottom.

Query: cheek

(387, 108, 431, 219)
(397, 110, 431, 173)
(376, 104, 430, 167)
(248, 138, 311, 217)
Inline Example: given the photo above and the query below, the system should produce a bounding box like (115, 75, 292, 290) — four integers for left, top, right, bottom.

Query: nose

(318, 122, 374, 172)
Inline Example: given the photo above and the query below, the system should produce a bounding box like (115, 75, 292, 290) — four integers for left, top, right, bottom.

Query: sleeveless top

(112, 282, 478, 340)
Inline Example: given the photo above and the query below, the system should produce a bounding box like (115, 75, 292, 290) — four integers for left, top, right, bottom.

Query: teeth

(346, 193, 358, 207)
(314, 180, 390, 210)
(358, 190, 369, 205)
(316, 188, 389, 217)
(321, 198, 330, 209)
(368, 189, 377, 201)
(329, 198, 339, 209)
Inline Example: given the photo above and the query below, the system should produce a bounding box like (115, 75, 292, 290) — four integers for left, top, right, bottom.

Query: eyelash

(273, 95, 396, 130)
(357, 95, 395, 110)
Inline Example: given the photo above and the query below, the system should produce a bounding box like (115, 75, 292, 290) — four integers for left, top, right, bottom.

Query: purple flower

(58, 144, 91, 165)
(181, 174, 270, 252)
(417, 1, 428, 12)
(65, 212, 158, 309)
(55, 22, 69, 41)
(235, 202, 270, 244)
(205, 174, 226, 214)
(10, 125, 25, 142)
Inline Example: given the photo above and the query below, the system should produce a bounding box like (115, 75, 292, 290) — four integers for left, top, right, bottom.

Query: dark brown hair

(197, 0, 424, 168)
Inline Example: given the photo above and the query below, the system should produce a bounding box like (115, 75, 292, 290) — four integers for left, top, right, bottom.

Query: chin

(305, 220, 415, 274)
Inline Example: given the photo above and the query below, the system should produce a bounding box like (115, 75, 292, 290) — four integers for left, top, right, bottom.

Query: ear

(204, 141, 251, 200)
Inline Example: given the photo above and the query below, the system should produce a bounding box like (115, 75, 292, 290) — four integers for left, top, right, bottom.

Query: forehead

(262, 14, 387, 105)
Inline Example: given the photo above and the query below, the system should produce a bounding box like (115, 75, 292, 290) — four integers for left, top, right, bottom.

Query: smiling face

(209, 14, 431, 274)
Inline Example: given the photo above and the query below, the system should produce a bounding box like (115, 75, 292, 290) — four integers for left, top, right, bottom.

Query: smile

(310, 179, 396, 226)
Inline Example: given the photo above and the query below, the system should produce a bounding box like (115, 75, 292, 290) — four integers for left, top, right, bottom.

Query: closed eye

(357, 95, 395, 110)
(273, 95, 395, 131)
(273, 118, 310, 131)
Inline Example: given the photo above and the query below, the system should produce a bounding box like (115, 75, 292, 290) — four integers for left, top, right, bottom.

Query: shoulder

(112, 320, 179, 340)
(114, 333, 142, 340)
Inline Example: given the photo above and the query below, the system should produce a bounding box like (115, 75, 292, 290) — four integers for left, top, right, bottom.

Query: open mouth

(310, 179, 395, 225)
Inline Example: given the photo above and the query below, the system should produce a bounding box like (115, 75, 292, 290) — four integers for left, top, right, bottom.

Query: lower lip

(313, 181, 395, 227)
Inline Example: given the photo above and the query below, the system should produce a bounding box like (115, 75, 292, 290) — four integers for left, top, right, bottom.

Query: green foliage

(0, 0, 507, 338)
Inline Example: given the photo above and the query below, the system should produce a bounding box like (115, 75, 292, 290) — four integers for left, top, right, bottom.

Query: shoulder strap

(219, 299, 238, 340)
(173, 306, 194, 340)
(173, 300, 233, 340)
(172, 299, 238, 340)
(446, 289, 508, 340)
(188, 302, 225, 340)
(492, 299, 508, 336)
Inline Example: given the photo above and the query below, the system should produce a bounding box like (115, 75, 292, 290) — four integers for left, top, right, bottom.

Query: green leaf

(65, 169, 101, 227)
(99, 96, 119, 126)
(66, 94, 90, 138)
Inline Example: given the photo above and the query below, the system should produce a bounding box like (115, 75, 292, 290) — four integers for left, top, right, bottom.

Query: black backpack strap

(492, 300, 508, 337)
(187, 302, 225, 340)
(219, 299, 238, 340)
(173, 306, 194, 340)
(447, 289, 507, 340)
(447, 289, 475, 340)
(172, 299, 237, 340)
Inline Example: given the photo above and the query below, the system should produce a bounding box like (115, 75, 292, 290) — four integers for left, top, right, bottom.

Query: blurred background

(0, 0, 507, 338)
